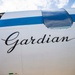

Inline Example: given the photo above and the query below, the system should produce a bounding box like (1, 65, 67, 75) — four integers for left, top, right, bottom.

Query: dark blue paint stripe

(71, 14, 75, 22)
(0, 14, 75, 27)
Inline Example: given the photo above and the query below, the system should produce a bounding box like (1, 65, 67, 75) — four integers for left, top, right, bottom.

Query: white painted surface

(0, 9, 75, 75)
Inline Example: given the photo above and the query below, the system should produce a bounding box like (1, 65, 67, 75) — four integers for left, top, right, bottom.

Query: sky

(0, 0, 75, 12)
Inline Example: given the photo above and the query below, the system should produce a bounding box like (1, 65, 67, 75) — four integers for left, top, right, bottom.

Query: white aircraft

(0, 9, 75, 75)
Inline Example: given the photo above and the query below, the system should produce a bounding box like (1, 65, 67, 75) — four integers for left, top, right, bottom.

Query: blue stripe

(71, 14, 75, 22)
(0, 14, 75, 27)
(0, 16, 43, 27)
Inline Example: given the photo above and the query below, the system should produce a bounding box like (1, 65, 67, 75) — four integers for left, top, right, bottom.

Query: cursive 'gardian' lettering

(2, 31, 75, 53)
